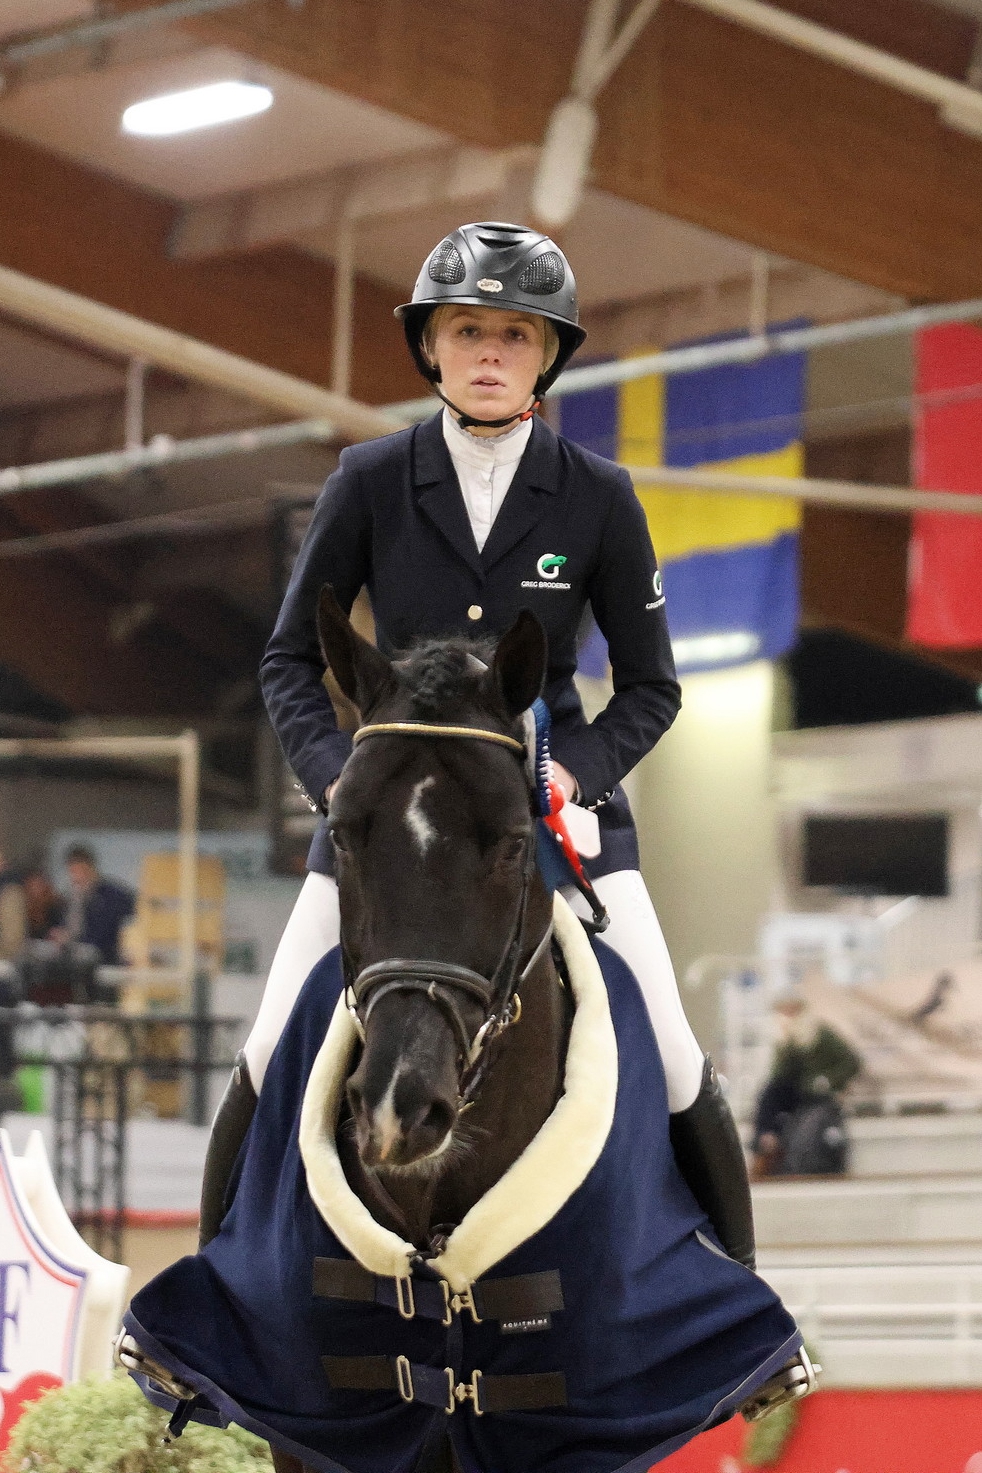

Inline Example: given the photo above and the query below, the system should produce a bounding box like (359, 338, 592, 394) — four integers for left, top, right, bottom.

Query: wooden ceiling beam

(172, 0, 982, 300)
(0, 130, 420, 406)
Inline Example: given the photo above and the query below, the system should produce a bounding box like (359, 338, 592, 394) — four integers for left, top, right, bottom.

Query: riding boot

(198, 1050, 257, 1249)
(668, 1055, 756, 1270)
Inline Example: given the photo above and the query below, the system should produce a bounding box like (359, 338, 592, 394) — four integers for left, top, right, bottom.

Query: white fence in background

(759, 1259, 982, 1387)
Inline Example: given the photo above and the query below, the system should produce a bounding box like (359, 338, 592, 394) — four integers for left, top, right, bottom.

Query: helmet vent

(518, 252, 566, 295)
(477, 231, 525, 250)
(428, 240, 466, 285)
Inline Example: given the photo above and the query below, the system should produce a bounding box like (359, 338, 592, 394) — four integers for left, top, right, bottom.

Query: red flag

(907, 322, 982, 646)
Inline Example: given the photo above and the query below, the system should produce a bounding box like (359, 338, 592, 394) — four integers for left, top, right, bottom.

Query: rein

(342, 718, 550, 1107)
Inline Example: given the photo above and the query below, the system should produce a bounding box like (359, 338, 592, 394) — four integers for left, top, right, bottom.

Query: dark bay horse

(269, 590, 572, 1473)
(315, 586, 571, 1257)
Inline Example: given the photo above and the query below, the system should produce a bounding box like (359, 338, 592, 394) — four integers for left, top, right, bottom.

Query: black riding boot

(199, 1050, 258, 1249)
(668, 1055, 756, 1269)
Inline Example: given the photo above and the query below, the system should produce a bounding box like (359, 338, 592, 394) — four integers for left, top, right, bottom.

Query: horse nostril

(418, 1099, 455, 1145)
(346, 1082, 364, 1120)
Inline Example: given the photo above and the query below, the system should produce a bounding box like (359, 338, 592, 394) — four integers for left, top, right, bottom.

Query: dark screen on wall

(803, 813, 949, 897)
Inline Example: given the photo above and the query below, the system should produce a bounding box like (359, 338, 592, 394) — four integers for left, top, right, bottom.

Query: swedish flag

(561, 326, 807, 676)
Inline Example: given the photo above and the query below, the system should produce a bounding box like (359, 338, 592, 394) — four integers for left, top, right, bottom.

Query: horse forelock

(395, 637, 496, 721)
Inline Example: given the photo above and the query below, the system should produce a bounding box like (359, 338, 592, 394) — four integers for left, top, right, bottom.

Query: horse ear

(316, 585, 394, 717)
(489, 609, 547, 718)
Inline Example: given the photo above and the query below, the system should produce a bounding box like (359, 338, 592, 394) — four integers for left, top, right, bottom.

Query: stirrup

(739, 1346, 821, 1422)
(113, 1328, 195, 1402)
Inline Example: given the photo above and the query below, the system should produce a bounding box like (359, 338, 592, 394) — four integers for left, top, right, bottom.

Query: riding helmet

(396, 221, 587, 398)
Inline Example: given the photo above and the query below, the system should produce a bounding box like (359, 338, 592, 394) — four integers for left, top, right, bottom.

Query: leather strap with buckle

(322, 1354, 567, 1415)
(312, 1260, 563, 1329)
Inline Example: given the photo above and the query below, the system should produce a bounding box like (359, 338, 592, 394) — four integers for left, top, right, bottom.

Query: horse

(118, 590, 808, 1473)
(269, 589, 568, 1473)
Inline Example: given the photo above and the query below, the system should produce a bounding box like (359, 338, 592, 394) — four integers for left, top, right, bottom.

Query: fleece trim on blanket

(298, 890, 617, 1293)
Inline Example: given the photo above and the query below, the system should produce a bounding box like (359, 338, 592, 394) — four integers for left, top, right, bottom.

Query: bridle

(340, 720, 554, 1107)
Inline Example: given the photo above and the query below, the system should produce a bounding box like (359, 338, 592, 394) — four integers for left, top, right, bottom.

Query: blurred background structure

(2, 1, 982, 1467)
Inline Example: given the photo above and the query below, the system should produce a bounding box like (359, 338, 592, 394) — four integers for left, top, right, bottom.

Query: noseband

(341, 720, 552, 1107)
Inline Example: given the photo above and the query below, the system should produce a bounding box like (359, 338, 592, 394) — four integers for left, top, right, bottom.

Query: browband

(353, 722, 525, 754)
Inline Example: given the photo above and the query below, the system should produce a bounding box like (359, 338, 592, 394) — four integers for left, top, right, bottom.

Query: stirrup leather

(113, 1328, 195, 1403)
(739, 1346, 821, 1422)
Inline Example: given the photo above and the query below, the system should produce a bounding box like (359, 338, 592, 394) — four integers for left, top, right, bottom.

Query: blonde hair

(423, 305, 559, 377)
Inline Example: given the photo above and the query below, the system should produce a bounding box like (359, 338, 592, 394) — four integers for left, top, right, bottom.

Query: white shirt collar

(441, 407, 533, 468)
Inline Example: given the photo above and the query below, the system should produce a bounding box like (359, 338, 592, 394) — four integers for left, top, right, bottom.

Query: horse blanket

(124, 894, 801, 1473)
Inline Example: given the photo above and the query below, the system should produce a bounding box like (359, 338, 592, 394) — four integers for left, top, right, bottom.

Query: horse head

(316, 586, 552, 1174)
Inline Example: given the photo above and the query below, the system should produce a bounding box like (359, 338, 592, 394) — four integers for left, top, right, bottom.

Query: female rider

(199, 221, 757, 1273)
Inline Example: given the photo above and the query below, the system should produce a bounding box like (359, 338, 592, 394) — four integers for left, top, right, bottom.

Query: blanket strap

(313, 1259, 563, 1327)
(323, 1355, 567, 1414)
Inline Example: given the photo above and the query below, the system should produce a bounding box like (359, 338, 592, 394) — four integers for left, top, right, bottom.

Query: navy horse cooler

(124, 897, 801, 1473)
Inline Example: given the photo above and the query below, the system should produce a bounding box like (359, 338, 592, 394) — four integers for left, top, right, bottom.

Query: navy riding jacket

(261, 412, 681, 879)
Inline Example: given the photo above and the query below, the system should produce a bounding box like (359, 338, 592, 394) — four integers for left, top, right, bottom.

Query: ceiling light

(122, 81, 273, 138)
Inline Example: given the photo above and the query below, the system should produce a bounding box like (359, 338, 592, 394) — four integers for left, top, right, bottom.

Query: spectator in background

(0, 849, 26, 963)
(61, 844, 134, 966)
(21, 864, 65, 940)
(751, 991, 863, 1179)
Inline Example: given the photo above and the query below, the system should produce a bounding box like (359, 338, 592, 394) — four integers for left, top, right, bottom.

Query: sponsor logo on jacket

(522, 553, 571, 590)
(646, 570, 665, 610)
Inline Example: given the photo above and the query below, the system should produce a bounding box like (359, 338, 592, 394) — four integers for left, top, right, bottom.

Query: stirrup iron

(740, 1346, 821, 1422)
(113, 1329, 195, 1402)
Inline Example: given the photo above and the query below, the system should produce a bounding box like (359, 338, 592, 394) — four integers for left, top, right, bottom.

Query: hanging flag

(907, 322, 982, 647)
(560, 329, 807, 675)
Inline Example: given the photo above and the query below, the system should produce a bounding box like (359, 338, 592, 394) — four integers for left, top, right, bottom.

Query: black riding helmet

(395, 221, 587, 428)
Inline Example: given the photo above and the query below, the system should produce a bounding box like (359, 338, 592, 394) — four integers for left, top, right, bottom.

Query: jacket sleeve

(259, 452, 372, 808)
(550, 469, 681, 804)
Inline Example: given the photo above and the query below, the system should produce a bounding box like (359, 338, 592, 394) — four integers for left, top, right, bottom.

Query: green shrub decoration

(4, 1372, 273, 1473)
(741, 1340, 822, 1468)
(741, 1397, 800, 1467)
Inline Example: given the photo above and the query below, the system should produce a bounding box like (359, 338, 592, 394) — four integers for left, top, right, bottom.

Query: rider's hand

(553, 763, 579, 804)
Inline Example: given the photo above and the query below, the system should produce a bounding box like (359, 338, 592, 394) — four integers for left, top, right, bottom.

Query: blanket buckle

(395, 1355, 414, 1404)
(395, 1275, 416, 1320)
(439, 1279, 453, 1327)
(453, 1369, 484, 1415)
(449, 1285, 482, 1323)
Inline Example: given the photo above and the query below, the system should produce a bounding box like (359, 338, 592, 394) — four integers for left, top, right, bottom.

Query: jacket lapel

(480, 416, 561, 571)
(412, 415, 484, 579)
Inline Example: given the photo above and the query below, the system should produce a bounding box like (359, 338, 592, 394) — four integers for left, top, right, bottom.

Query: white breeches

(243, 869, 705, 1112)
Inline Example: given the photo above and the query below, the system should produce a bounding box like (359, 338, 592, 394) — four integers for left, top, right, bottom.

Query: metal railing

(6, 1005, 240, 1261)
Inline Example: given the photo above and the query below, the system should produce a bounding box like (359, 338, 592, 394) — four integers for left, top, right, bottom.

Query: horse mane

(397, 637, 496, 719)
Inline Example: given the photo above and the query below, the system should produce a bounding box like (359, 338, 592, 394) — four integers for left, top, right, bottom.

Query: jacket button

(467, 604, 483, 621)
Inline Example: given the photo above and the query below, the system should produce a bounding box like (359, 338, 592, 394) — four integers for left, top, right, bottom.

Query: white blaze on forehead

(405, 775, 438, 854)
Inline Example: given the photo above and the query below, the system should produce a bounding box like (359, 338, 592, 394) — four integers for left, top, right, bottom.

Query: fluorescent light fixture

(122, 81, 273, 137)
(671, 631, 761, 671)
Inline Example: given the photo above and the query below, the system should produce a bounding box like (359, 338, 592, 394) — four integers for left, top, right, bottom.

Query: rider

(200, 221, 757, 1272)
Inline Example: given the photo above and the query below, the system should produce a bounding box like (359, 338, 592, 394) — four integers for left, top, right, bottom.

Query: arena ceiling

(0, 0, 981, 756)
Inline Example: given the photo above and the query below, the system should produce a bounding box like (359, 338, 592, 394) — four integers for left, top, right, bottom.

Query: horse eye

(330, 827, 349, 853)
(495, 834, 527, 865)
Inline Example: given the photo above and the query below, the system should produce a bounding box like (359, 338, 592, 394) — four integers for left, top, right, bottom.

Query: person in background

(0, 849, 26, 964)
(751, 990, 863, 1178)
(21, 864, 65, 940)
(61, 844, 134, 967)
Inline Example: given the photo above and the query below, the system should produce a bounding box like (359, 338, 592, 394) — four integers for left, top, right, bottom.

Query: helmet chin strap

(436, 387, 542, 432)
